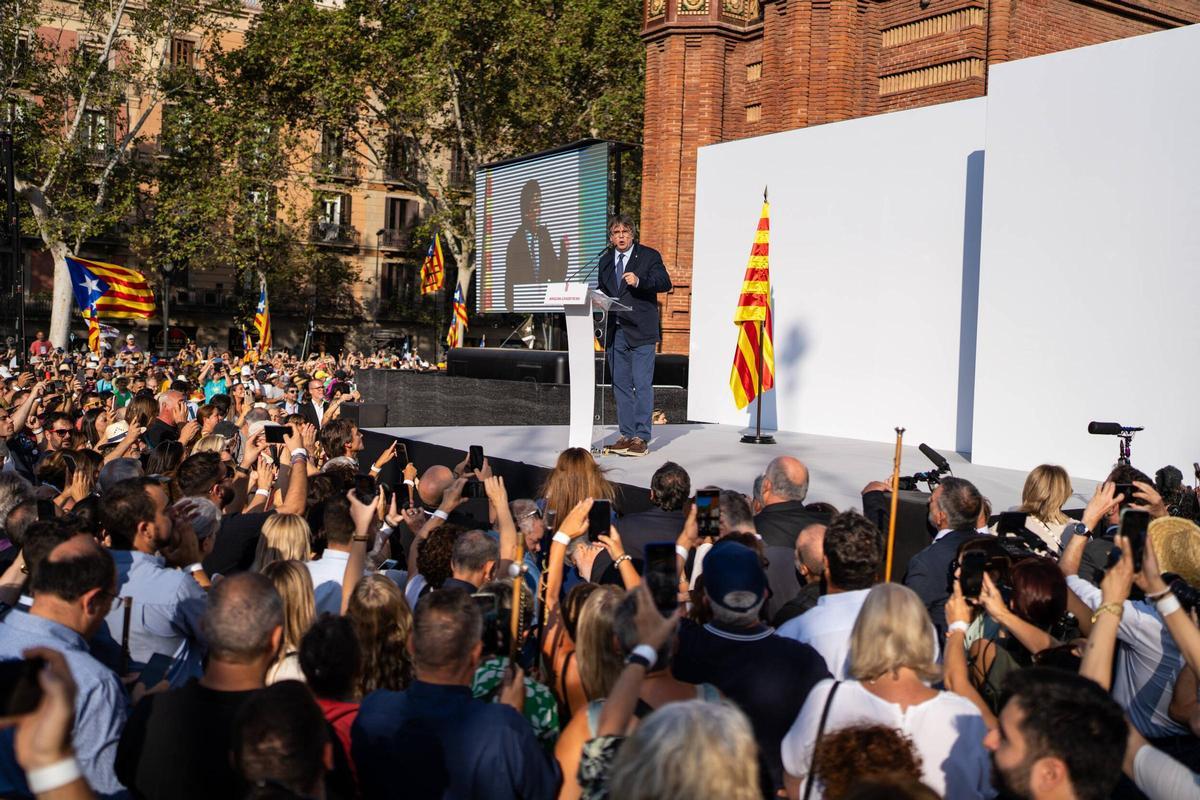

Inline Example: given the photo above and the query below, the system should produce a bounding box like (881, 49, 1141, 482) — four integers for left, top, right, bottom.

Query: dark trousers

(608, 327, 655, 440)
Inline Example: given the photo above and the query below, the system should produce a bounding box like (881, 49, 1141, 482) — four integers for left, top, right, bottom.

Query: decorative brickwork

(640, 0, 1199, 354)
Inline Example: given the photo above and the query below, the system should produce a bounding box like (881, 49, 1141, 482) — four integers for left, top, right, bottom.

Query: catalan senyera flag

(446, 319, 459, 348)
(84, 312, 101, 355)
(254, 276, 272, 354)
(729, 199, 775, 410)
(66, 256, 156, 319)
(420, 233, 445, 294)
(241, 324, 253, 354)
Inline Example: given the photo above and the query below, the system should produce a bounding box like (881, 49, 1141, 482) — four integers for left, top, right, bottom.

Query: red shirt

(29, 340, 52, 357)
(317, 697, 360, 783)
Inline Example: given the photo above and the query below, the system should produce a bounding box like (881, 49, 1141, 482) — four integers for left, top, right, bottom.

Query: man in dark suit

(902, 476, 984, 637)
(752, 456, 831, 620)
(597, 214, 672, 457)
(299, 377, 328, 430)
(504, 179, 567, 311)
(615, 461, 690, 559)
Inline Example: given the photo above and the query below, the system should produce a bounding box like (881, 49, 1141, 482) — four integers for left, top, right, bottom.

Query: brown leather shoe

(623, 437, 649, 457)
(608, 436, 633, 454)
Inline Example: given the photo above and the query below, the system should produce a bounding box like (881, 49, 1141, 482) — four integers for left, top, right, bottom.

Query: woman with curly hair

(347, 575, 414, 695)
(403, 524, 463, 609)
(811, 725, 927, 800)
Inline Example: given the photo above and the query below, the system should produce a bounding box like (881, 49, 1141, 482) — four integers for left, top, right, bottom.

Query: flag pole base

(740, 433, 777, 445)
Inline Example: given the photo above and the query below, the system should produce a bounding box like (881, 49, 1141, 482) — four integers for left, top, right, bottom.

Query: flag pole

(740, 318, 776, 445)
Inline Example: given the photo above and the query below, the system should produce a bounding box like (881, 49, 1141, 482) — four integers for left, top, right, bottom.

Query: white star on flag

(82, 277, 101, 294)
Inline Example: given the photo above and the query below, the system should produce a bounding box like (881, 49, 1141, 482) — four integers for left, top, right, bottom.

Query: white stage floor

(372, 423, 1101, 514)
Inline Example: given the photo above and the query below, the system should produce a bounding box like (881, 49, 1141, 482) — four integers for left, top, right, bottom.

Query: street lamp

(159, 260, 176, 357)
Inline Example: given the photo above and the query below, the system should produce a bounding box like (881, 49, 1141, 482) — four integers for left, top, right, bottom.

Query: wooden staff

(884, 427, 905, 581)
(510, 533, 526, 663)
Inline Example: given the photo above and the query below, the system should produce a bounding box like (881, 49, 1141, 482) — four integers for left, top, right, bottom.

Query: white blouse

(781, 679, 995, 799)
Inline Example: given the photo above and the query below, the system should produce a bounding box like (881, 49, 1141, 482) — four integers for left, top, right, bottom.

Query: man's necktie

(615, 252, 625, 286)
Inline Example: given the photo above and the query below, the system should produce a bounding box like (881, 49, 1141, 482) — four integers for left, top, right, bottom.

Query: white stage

(372, 424, 1101, 514)
(687, 24, 1200, 481)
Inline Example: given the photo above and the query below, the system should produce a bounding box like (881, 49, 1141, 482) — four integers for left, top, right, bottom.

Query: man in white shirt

(305, 495, 364, 615)
(777, 510, 881, 678)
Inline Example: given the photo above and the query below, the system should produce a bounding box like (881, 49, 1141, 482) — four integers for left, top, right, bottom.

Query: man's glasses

(50, 428, 72, 437)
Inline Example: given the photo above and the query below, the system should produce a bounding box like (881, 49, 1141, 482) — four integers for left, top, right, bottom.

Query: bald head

(795, 523, 826, 581)
(763, 457, 810, 505)
(419, 465, 454, 506)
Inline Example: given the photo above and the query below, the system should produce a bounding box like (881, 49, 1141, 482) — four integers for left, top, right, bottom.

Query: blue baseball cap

(702, 540, 767, 612)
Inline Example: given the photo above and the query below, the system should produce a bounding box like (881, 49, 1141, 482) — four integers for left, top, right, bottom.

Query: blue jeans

(608, 327, 655, 440)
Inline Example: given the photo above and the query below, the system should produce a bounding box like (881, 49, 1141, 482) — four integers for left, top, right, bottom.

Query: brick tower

(641, 0, 1199, 354)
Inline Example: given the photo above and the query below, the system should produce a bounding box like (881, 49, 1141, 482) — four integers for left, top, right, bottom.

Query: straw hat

(1150, 516, 1200, 588)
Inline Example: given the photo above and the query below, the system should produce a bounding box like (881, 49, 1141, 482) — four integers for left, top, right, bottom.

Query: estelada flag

(253, 275, 272, 353)
(84, 312, 101, 355)
(420, 233, 445, 294)
(729, 198, 775, 410)
(66, 256, 156, 319)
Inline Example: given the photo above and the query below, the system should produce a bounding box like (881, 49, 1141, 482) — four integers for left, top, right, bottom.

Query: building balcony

(311, 154, 359, 183)
(378, 228, 416, 250)
(382, 162, 424, 185)
(310, 221, 360, 247)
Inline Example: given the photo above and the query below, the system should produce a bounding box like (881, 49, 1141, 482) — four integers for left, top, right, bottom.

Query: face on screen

(609, 224, 633, 252)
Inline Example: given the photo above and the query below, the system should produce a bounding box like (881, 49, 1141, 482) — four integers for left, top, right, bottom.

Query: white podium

(543, 282, 630, 450)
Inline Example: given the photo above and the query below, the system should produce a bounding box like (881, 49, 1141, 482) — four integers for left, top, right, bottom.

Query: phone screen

(263, 424, 291, 444)
(695, 490, 720, 538)
(645, 543, 679, 615)
(1120, 508, 1151, 571)
(137, 653, 174, 689)
(354, 474, 378, 506)
(0, 657, 45, 716)
(395, 442, 409, 466)
(588, 499, 611, 543)
(960, 551, 988, 599)
(468, 445, 484, 473)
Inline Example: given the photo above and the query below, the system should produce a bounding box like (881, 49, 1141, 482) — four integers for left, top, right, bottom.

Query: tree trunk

(16, 180, 75, 348)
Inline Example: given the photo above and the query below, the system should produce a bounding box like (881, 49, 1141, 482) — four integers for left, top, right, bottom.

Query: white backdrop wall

(688, 98, 987, 452)
(971, 25, 1200, 479)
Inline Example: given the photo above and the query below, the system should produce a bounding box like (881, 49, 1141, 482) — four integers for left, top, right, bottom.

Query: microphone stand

(565, 245, 611, 285)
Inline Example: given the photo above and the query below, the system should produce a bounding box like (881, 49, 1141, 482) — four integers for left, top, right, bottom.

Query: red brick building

(641, 0, 1199, 353)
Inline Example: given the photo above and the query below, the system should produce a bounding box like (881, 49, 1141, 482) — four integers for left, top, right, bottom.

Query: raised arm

(1078, 535, 1134, 690)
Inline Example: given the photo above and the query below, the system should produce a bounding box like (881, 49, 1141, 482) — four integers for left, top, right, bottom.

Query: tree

(2, 0, 242, 346)
(235, 0, 644, 340)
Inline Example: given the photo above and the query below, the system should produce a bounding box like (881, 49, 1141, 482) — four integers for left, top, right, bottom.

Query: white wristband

(675, 545, 689, 561)
(553, 531, 572, 546)
(403, 479, 416, 487)
(947, 620, 970, 635)
(186, 562, 204, 574)
(26, 757, 83, 793)
(1157, 594, 1182, 617)
(431, 509, 449, 521)
(254, 488, 270, 497)
(289, 447, 308, 459)
(631, 643, 658, 664)
(369, 464, 381, 474)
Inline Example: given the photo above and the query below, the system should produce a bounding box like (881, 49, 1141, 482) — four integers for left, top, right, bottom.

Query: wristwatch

(1065, 521, 1091, 538)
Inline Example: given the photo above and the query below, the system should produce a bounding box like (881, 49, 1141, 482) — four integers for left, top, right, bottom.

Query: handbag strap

(801, 680, 841, 800)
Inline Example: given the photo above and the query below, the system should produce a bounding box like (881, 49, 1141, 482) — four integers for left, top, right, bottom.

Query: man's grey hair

(509, 499, 539, 534)
(709, 598, 765, 628)
(751, 474, 766, 505)
(201, 572, 283, 663)
(321, 456, 358, 473)
(0, 473, 33, 537)
(608, 213, 638, 238)
(172, 497, 221, 541)
(243, 407, 270, 426)
(452, 530, 500, 573)
(719, 490, 755, 534)
(764, 459, 808, 502)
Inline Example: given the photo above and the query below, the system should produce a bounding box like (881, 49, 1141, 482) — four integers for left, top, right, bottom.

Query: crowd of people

(2, 338, 1200, 799)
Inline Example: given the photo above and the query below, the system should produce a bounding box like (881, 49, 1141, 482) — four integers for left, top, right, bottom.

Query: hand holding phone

(694, 490, 720, 539)
(644, 543, 680, 615)
(468, 445, 484, 473)
(1119, 508, 1151, 572)
(959, 551, 988, 599)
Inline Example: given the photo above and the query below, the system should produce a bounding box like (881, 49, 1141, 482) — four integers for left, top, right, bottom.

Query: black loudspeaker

(890, 491, 936, 578)
(339, 402, 387, 428)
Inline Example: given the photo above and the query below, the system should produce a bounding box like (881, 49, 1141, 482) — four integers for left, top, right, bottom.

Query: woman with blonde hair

(540, 448, 617, 523)
(782, 583, 992, 799)
(261, 560, 315, 684)
(554, 584, 625, 800)
(346, 575, 414, 695)
(1014, 464, 1073, 553)
(251, 513, 312, 572)
(607, 700, 760, 800)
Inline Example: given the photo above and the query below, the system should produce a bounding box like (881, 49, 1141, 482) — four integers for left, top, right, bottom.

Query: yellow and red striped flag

(84, 312, 101, 355)
(253, 275, 272, 354)
(729, 199, 775, 410)
(420, 233, 445, 294)
(66, 256, 156, 319)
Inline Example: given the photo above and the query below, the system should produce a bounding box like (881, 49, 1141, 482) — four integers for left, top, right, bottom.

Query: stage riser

(356, 369, 688, 427)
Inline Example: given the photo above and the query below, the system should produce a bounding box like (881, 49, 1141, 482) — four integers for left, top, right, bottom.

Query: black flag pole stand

(740, 318, 776, 444)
